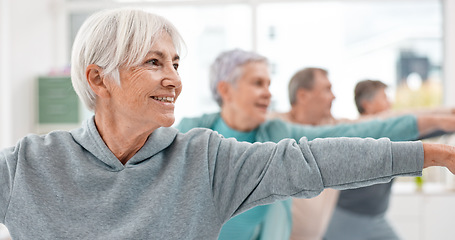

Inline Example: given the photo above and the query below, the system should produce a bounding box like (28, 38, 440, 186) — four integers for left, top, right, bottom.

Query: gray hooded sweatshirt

(0, 117, 423, 239)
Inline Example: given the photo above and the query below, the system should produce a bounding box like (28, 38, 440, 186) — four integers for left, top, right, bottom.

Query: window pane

(257, 1, 442, 119)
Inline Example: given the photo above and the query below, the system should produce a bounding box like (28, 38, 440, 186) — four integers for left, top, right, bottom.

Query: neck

(288, 107, 322, 125)
(94, 110, 157, 164)
(220, 108, 259, 132)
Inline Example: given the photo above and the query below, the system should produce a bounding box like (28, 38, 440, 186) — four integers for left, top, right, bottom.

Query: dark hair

(354, 80, 388, 114)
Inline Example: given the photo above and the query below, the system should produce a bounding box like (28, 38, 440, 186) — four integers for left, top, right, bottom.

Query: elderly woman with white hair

(177, 49, 455, 240)
(1, 8, 455, 240)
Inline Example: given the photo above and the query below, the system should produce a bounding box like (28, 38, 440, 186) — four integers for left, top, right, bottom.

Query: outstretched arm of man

(417, 115, 455, 137)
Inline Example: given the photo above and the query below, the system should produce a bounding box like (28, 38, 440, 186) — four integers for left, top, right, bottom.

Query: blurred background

(1, 0, 455, 239)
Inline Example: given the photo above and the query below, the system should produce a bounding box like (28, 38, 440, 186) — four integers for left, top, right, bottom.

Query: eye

(173, 63, 179, 70)
(145, 58, 159, 66)
(254, 79, 268, 87)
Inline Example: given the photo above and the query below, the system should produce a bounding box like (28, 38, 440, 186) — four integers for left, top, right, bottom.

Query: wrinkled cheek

(125, 83, 149, 101)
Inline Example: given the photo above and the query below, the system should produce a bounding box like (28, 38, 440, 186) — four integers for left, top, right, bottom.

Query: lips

(255, 102, 269, 111)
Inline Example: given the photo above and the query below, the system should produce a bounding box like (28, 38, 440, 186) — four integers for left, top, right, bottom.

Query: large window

(69, 0, 443, 123)
(257, 1, 442, 118)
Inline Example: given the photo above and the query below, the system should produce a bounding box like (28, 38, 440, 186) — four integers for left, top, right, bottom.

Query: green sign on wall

(38, 76, 79, 124)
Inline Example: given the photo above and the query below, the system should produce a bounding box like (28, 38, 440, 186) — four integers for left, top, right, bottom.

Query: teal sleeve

(175, 116, 209, 133)
(289, 115, 419, 141)
(175, 113, 219, 133)
(175, 118, 195, 133)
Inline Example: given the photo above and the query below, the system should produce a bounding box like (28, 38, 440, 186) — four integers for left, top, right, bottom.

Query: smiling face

(102, 33, 182, 130)
(220, 61, 272, 131)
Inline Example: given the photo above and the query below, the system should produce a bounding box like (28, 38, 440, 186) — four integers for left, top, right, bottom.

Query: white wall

(0, 0, 12, 148)
(0, 0, 67, 147)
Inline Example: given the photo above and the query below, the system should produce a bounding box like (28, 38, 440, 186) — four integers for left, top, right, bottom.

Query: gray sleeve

(206, 133, 423, 220)
(0, 146, 18, 223)
(306, 137, 423, 190)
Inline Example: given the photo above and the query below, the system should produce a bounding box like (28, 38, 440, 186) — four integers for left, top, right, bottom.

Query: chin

(163, 117, 176, 127)
(160, 120, 175, 128)
(150, 115, 175, 128)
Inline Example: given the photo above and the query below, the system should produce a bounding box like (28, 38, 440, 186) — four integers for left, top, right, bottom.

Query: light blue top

(176, 112, 420, 240)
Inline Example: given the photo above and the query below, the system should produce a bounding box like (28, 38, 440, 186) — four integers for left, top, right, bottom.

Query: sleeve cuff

(391, 141, 424, 176)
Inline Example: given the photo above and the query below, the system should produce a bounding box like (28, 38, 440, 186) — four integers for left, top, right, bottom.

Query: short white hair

(71, 8, 185, 111)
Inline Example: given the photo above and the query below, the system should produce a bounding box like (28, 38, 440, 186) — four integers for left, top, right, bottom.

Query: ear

(360, 100, 372, 114)
(217, 81, 232, 103)
(86, 64, 110, 98)
(296, 88, 309, 102)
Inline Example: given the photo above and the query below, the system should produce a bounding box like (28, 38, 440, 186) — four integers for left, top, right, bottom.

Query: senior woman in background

(177, 49, 455, 240)
(1, 8, 455, 240)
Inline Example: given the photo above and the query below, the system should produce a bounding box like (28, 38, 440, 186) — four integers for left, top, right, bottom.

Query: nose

(162, 64, 182, 89)
(263, 85, 272, 99)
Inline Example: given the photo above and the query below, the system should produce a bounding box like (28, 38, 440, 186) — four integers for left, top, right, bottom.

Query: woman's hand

(423, 142, 455, 174)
